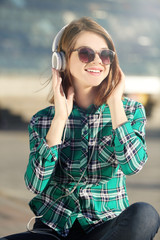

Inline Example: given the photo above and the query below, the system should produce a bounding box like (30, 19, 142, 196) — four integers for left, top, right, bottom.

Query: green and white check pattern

(25, 97, 148, 237)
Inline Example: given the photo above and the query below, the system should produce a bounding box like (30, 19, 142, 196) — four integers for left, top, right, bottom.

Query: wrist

(53, 116, 67, 125)
(108, 97, 122, 108)
(46, 117, 66, 147)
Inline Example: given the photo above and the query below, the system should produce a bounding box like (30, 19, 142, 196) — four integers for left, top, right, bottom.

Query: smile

(85, 67, 103, 74)
(86, 69, 101, 73)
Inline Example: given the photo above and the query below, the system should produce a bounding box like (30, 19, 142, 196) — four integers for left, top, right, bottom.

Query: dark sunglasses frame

(71, 47, 115, 65)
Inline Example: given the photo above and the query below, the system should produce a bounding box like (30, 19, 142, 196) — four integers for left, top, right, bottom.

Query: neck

(74, 86, 96, 109)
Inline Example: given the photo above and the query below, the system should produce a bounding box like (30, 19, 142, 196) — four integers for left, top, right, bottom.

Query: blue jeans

(1, 202, 160, 240)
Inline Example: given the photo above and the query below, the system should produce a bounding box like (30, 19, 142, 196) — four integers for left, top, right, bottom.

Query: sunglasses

(71, 47, 115, 65)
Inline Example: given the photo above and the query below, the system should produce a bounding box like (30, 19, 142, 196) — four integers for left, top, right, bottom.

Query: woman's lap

(0, 232, 59, 240)
(87, 202, 160, 240)
(0, 218, 86, 240)
(1, 202, 160, 240)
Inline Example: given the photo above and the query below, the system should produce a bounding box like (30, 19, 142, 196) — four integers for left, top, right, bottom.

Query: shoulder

(122, 97, 146, 120)
(102, 97, 144, 114)
(32, 105, 55, 118)
(123, 96, 144, 111)
(30, 105, 55, 127)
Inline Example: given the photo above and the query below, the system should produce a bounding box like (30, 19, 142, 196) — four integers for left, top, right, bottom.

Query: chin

(87, 78, 105, 87)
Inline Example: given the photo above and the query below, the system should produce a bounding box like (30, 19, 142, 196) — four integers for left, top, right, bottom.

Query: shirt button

(84, 130, 88, 135)
(80, 168, 85, 172)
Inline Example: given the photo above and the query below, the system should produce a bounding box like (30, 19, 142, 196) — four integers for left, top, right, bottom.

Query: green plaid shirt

(25, 97, 148, 237)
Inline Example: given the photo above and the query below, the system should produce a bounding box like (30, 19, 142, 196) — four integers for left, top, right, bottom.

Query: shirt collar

(72, 102, 107, 116)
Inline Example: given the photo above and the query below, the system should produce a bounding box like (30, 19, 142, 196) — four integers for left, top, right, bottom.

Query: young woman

(1, 17, 160, 240)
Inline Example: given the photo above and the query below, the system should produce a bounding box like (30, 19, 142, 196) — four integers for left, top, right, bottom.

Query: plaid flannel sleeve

(113, 102, 148, 175)
(24, 115, 60, 194)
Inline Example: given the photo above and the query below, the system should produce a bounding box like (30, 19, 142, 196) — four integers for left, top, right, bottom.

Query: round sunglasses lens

(79, 48, 94, 63)
(100, 50, 112, 64)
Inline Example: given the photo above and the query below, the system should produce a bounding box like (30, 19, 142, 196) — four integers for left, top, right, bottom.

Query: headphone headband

(52, 25, 68, 71)
(52, 25, 68, 52)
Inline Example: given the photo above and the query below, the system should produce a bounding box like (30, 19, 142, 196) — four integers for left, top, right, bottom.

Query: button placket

(80, 116, 89, 180)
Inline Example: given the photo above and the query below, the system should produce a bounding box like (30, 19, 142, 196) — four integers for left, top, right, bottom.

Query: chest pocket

(98, 133, 118, 169)
(87, 133, 118, 181)
(88, 123, 114, 160)
(98, 123, 114, 150)
(99, 135, 114, 148)
(59, 139, 72, 170)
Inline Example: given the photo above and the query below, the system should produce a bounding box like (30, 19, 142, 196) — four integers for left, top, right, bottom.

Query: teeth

(87, 69, 101, 73)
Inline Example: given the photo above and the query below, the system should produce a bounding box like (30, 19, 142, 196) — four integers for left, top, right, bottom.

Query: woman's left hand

(107, 67, 127, 129)
(107, 67, 125, 106)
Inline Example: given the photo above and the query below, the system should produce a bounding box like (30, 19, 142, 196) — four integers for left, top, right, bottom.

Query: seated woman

(1, 17, 160, 240)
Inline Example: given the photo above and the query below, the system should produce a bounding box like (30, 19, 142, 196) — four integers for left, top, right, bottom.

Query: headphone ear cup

(59, 51, 66, 71)
(52, 51, 66, 71)
(52, 52, 61, 70)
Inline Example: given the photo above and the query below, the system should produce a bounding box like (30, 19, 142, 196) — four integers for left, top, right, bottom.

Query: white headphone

(52, 25, 68, 71)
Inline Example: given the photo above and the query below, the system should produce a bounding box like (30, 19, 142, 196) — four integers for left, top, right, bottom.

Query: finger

(55, 75, 62, 91)
(67, 86, 74, 103)
(59, 79, 65, 97)
(118, 67, 125, 91)
(52, 69, 63, 95)
(118, 66, 125, 80)
(52, 68, 58, 90)
(67, 86, 74, 98)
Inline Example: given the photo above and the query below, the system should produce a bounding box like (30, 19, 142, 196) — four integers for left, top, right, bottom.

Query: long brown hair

(50, 17, 121, 106)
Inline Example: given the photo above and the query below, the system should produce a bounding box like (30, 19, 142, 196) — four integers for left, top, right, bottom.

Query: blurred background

(0, 0, 160, 238)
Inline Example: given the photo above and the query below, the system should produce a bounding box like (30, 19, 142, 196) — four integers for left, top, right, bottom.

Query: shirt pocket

(59, 139, 72, 170)
(99, 135, 114, 148)
(98, 135, 118, 167)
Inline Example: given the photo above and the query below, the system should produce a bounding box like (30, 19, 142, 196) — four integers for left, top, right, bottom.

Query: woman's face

(69, 31, 110, 90)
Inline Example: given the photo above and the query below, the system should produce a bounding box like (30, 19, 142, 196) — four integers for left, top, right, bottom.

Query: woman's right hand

(52, 69, 74, 122)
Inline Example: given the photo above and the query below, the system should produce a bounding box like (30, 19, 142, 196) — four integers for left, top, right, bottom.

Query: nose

(92, 52, 102, 64)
